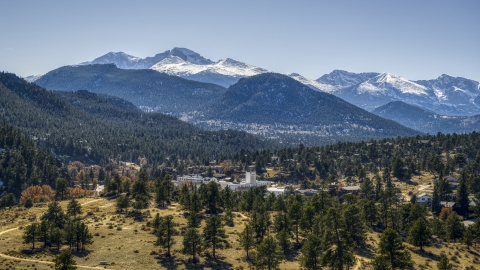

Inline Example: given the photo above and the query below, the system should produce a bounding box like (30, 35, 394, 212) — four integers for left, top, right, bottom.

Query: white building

(416, 193, 432, 204)
(267, 186, 285, 196)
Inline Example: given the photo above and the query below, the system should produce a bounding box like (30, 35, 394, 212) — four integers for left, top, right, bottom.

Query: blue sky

(1, 0, 479, 81)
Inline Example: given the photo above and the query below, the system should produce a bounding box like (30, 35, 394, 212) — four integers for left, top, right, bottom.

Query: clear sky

(1, 0, 479, 81)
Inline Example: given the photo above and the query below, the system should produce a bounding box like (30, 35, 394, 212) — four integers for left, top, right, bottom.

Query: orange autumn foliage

(20, 185, 55, 205)
(69, 186, 94, 198)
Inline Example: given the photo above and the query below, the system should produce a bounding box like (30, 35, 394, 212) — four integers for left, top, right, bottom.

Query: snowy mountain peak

(316, 70, 379, 88)
(360, 73, 428, 95)
(169, 47, 213, 65)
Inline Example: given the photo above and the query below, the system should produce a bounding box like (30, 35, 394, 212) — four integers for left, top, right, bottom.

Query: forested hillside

(35, 64, 227, 115)
(0, 123, 59, 197)
(0, 72, 276, 165)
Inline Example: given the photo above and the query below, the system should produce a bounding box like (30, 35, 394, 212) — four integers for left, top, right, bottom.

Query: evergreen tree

(300, 234, 322, 270)
(444, 212, 465, 242)
(407, 218, 431, 251)
(53, 249, 77, 270)
(22, 223, 40, 250)
(455, 171, 470, 215)
(343, 203, 367, 246)
(437, 255, 453, 270)
(182, 228, 202, 263)
(116, 195, 129, 212)
(255, 236, 282, 270)
(276, 229, 290, 255)
(376, 228, 412, 270)
(362, 200, 377, 226)
(203, 181, 221, 214)
(67, 198, 82, 220)
(360, 177, 374, 200)
(288, 200, 302, 242)
(203, 215, 228, 259)
(156, 215, 178, 257)
(431, 183, 442, 215)
(76, 222, 93, 251)
(239, 224, 255, 259)
(322, 207, 356, 270)
(55, 178, 70, 201)
(41, 201, 66, 228)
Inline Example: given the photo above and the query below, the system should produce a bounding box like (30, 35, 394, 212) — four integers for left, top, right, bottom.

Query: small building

(444, 176, 458, 183)
(341, 186, 361, 195)
(267, 187, 286, 196)
(416, 193, 432, 204)
(296, 189, 318, 197)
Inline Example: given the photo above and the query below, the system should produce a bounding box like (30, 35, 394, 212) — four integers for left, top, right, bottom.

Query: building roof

(342, 186, 361, 191)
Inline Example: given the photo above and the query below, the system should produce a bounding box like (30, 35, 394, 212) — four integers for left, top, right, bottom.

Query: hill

(188, 73, 421, 143)
(34, 64, 227, 115)
(0, 72, 276, 164)
(372, 101, 480, 134)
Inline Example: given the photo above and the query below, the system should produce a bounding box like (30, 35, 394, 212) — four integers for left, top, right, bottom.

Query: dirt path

(81, 199, 102, 206)
(0, 227, 107, 269)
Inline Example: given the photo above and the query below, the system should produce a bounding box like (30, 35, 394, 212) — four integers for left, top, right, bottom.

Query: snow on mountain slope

(316, 70, 379, 90)
(150, 56, 269, 87)
(79, 47, 213, 70)
(357, 73, 429, 96)
(24, 74, 43, 82)
(287, 73, 335, 92)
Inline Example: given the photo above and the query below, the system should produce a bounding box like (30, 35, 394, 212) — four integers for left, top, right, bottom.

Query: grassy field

(1, 187, 480, 269)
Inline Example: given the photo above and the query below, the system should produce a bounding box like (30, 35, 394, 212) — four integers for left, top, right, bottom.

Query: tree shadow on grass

(178, 254, 233, 270)
(157, 256, 179, 270)
(410, 248, 441, 261)
(71, 249, 92, 258)
(356, 243, 376, 259)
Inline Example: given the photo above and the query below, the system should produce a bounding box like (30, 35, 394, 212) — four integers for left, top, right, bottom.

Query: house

(296, 189, 319, 197)
(416, 193, 432, 204)
(341, 186, 361, 195)
(444, 176, 458, 183)
(418, 140, 430, 144)
(267, 186, 286, 196)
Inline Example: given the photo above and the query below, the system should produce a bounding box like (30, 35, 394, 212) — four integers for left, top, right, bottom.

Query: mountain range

(28, 47, 480, 116)
(372, 101, 480, 134)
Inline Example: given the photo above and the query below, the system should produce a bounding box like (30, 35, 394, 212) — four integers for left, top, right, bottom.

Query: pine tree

(431, 183, 442, 215)
(67, 198, 82, 220)
(276, 229, 290, 255)
(22, 223, 40, 250)
(41, 201, 66, 229)
(239, 224, 255, 259)
(203, 215, 228, 259)
(55, 178, 70, 201)
(156, 215, 178, 257)
(343, 203, 367, 246)
(376, 228, 412, 270)
(322, 207, 356, 270)
(288, 200, 302, 242)
(444, 212, 465, 242)
(455, 171, 470, 215)
(437, 255, 453, 270)
(300, 234, 322, 270)
(53, 249, 77, 270)
(407, 218, 431, 251)
(255, 236, 282, 270)
(182, 228, 202, 263)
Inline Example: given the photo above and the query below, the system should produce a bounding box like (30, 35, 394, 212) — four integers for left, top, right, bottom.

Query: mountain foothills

(188, 73, 420, 143)
(35, 64, 226, 115)
(0, 72, 275, 164)
(373, 101, 480, 134)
